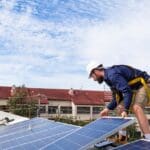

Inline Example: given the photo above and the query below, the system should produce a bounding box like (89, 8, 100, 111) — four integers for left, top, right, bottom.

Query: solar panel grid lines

(78, 118, 135, 150)
(0, 117, 47, 135)
(8, 132, 73, 150)
(6, 130, 76, 150)
(0, 120, 57, 139)
(3, 130, 79, 149)
(113, 139, 150, 150)
(0, 118, 80, 150)
(0, 117, 135, 150)
(0, 119, 64, 143)
(41, 117, 135, 150)
(2, 126, 79, 149)
(0, 119, 31, 133)
(30, 134, 68, 150)
(0, 123, 66, 146)
(0, 117, 76, 137)
(79, 117, 136, 150)
(40, 118, 106, 150)
(40, 126, 82, 150)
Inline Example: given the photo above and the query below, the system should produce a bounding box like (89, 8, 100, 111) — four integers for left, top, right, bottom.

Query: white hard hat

(86, 61, 103, 78)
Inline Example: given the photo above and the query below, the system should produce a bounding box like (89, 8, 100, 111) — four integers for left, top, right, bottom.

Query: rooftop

(0, 86, 112, 105)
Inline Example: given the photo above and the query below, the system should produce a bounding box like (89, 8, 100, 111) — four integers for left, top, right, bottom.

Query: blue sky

(0, 0, 150, 90)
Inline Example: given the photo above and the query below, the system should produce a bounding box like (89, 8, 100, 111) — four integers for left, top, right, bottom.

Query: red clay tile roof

(0, 86, 112, 105)
(28, 88, 70, 101)
(71, 90, 105, 105)
(0, 86, 11, 99)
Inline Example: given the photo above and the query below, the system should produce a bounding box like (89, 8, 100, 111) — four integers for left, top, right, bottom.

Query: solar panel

(0, 117, 80, 150)
(41, 117, 135, 150)
(0, 118, 49, 135)
(113, 139, 150, 150)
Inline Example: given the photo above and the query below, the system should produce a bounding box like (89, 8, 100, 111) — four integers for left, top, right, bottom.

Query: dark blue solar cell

(114, 139, 150, 150)
(0, 117, 134, 150)
(0, 118, 79, 149)
(53, 138, 81, 150)
(42, 117, 135, 150)
(0, 139, 18, 149)
(42, 144, 60, 150)
(9, 143, 38, 150)
(0, 118, 78, 142)
(0, 118, 48, 135)
(66, 132, 93, 146)
(12, 132, 70, 149)
(75, 127, 105, 139)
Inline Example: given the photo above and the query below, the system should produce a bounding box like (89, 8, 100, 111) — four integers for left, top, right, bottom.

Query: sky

(0, 0, 150, 90)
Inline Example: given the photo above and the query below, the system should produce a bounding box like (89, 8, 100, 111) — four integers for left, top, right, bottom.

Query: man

(87, 62, 150, 139)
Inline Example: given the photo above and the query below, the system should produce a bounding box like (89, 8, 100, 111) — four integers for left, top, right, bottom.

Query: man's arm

(100, 90, 117, 117)
(107, 98, 117, 110)
(111, 74, 132, 113)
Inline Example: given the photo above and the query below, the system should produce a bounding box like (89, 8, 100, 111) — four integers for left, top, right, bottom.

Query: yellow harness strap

(115, 77, 150, 106)
(128, 77, 150, 106)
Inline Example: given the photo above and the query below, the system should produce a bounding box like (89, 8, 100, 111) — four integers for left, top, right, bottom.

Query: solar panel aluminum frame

(112, 139, 150, 150)
(81, 116, 136, 150)
(54, 120, 81, 129)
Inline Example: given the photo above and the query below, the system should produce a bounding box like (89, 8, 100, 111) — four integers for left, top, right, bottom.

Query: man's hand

(100, 108, 109, 117)
(121, 111, 128, 118)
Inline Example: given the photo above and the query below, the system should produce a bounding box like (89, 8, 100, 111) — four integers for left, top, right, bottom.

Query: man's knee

(132, 104, 143, 113)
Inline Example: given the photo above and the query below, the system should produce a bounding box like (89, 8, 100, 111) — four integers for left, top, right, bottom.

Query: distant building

(0, 86, 150, 121)
(0, 86, 112, 120)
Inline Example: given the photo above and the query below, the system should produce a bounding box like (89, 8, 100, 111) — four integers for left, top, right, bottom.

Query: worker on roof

(87, 62, 150, 140)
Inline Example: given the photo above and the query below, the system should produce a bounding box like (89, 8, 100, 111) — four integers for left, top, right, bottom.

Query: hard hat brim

(88, 68, 96, 78)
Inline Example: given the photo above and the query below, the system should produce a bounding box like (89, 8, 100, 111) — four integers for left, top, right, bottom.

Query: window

(40, 106, 46, 113)
(48, 106, 58, 114)
(0, 105, 9, 111)
(60, 107, 72, 114)
(77, 107, 90, 114)
(93, 107, 103, 114)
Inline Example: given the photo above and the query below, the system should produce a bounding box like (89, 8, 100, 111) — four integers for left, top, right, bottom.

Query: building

(0, 86, 112, 120)
(0, 86, 150, 121)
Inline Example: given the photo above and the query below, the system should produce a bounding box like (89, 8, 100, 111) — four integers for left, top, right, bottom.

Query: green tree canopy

(8, 85, 37, 118)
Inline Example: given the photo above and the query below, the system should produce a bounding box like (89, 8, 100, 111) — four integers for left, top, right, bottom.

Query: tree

(8, 85, 37, 118)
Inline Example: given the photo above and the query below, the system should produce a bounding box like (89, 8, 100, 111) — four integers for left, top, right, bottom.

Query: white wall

(0, 99, 8, 105)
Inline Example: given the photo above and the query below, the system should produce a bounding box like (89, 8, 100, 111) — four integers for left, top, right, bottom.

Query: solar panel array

(41, 117, 135, 150)
(0, 118, 80, 150)
(113, 139, 150, 150)
(0, 117, 135, 150)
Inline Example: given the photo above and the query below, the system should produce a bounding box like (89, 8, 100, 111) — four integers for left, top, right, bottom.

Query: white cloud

(76, 0, 150, 73)
(0, 0, 150, 90)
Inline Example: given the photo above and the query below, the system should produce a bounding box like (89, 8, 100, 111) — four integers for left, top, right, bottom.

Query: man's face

(91, 70, 104, 84)
(91, 71, 98, 81)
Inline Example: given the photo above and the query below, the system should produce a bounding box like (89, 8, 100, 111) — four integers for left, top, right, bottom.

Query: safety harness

(112, 65, 150, 107)
(128, 77, 150, 106)
(115, 77, 150, 109)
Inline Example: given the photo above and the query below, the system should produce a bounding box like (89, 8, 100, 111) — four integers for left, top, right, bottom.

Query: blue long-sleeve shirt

(104, 65, 150, 110)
